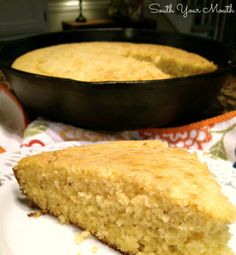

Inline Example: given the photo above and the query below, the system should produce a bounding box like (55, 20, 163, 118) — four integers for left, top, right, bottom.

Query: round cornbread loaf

(12, 42, 217, 82)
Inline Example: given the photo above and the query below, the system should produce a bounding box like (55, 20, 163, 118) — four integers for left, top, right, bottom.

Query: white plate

(0, 141, 236, 255)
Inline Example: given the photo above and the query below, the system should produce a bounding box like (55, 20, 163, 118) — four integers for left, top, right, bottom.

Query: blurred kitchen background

(0, 0, 235, 46)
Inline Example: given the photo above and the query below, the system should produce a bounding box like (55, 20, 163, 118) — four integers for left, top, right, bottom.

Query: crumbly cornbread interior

(13, 140, 236, 255)
(12, 42, 217, 82)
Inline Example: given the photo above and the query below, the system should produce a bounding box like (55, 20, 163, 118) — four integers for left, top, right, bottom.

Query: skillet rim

(0, 28, 235, 88)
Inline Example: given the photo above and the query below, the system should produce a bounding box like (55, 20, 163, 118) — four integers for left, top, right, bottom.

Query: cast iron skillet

(0, 28, 235, 130)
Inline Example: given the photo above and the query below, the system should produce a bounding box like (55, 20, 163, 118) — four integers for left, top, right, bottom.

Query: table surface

(211, 75, 236, 115)
(63, 19, 115, 27)
(62, 19, 155, 30)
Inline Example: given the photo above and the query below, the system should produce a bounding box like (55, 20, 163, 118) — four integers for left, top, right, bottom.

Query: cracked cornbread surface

(13, 140, 236, 255)
(12, 42, 217, 82)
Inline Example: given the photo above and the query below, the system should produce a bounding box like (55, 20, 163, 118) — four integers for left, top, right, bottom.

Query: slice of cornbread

(13, 140, 236, 255)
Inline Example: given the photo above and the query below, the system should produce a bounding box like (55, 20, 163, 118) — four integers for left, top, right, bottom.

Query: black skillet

(0, 28, 235, 130)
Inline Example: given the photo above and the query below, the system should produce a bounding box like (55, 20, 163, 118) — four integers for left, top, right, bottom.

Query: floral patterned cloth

(1, 81, 236, 165)
(20, 111, 236, 165)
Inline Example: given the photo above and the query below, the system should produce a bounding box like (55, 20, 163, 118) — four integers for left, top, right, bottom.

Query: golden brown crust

(13, 140, 236, 222)
(12, 42, 217, 82)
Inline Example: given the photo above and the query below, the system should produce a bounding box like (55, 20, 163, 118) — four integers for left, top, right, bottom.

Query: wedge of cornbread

(12, 42, 217, 82)
(13, 140, 236, 255)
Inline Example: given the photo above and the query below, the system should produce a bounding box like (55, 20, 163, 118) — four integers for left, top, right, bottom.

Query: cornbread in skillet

(13, 140, 236, 255)
(12, 42, 217, 82)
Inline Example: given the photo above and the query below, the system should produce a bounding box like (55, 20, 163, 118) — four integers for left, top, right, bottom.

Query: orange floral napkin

(21, 111, 236, 165)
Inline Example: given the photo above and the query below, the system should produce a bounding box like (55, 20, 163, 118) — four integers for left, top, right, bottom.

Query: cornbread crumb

(75, 231, 91, 244)
(58, 215, 66, 224)
(27, 211, 42, 218)
(14, 140, 236, 255)
(91, 246, 98, 254)
(12, 42, 217, 82)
